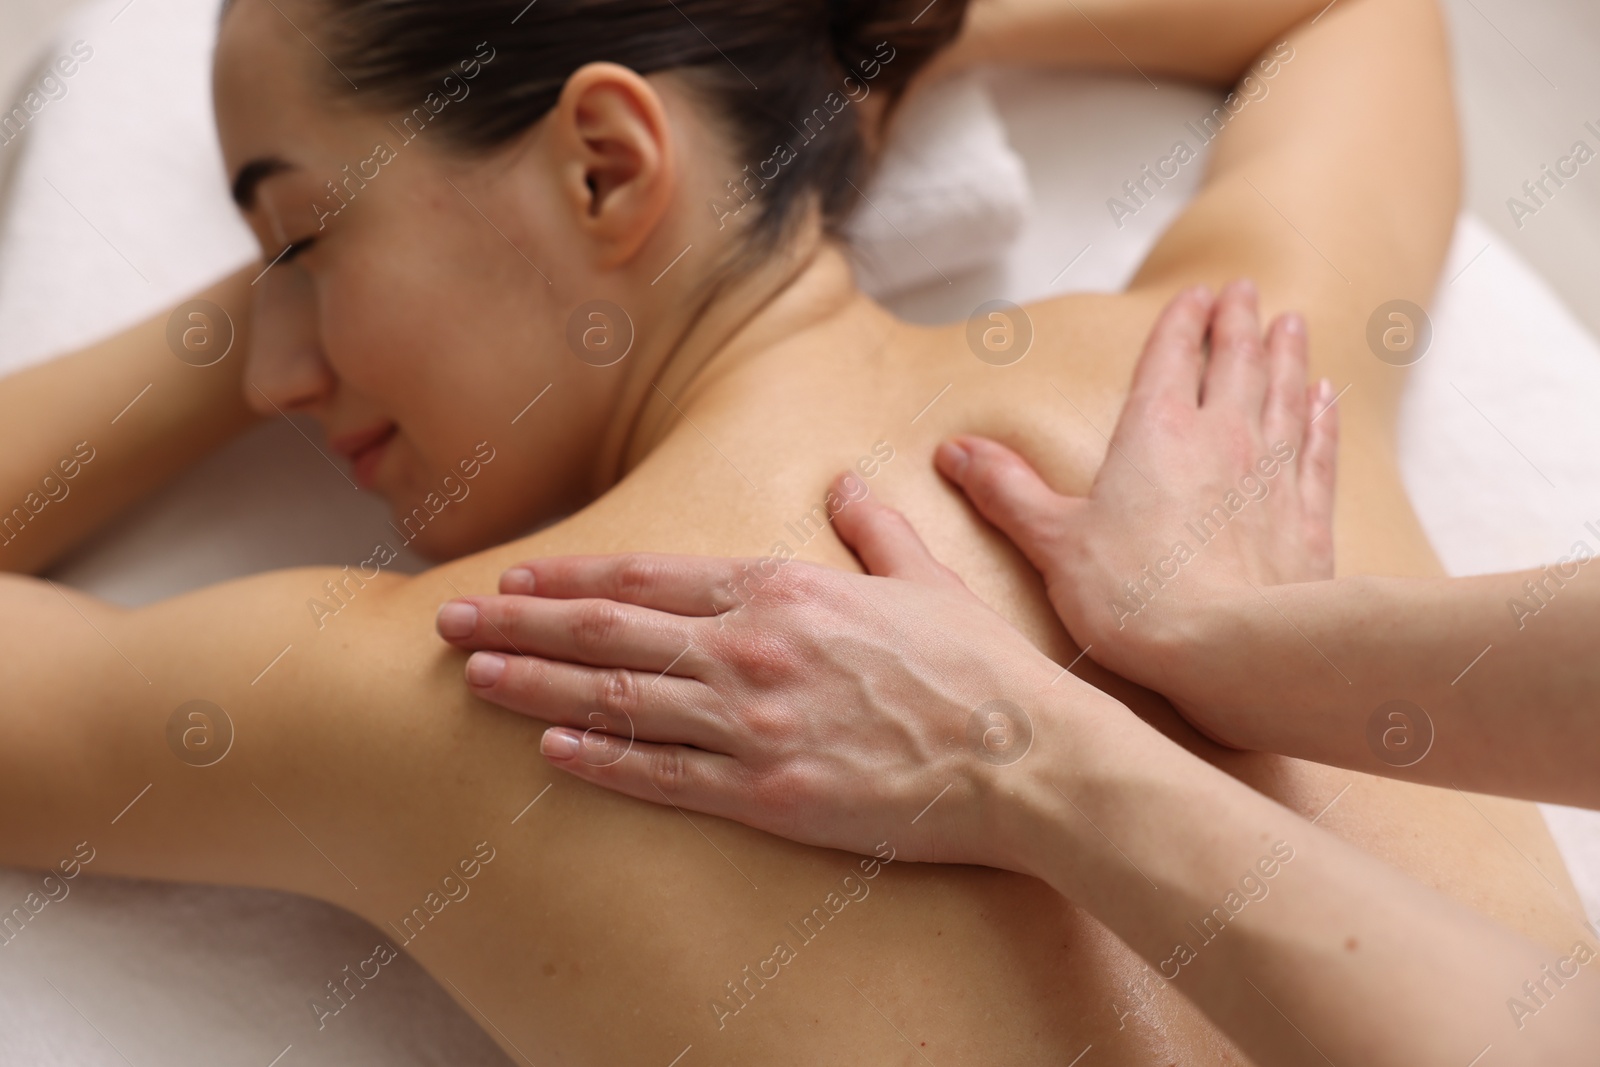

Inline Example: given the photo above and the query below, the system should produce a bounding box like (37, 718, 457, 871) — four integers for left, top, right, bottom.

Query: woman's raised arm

(1009, 0, 1457, 579)
(932, 0, 1341, 85)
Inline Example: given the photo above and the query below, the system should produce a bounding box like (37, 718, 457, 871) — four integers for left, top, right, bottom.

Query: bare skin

(433, 291, 1598, 1064)
(0, 0, 1589, 1064)
(921, 416, 1600, 808)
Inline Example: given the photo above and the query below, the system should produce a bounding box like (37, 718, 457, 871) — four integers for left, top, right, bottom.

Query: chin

(385, 504, 492, 563)
(373, 440, 513, 560)
(386, 488, 549, 564)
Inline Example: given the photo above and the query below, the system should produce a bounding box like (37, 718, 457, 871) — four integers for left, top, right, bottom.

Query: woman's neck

(594, 234, 874, 491)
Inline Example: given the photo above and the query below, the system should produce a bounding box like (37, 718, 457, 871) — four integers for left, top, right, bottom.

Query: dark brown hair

(311, 0, 969, 247)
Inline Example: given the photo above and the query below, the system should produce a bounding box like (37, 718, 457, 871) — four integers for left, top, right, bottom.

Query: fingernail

(937, 440, 970, 478)
(1283, 313, 1306, 336)
(501, 567, 535, 595)
(466, 651, 506, 687)
(1234, 278, 1258, 301)
(1186, 284, 1212, 303)
(436, 601, 478, 639)
(1319, 378, 1335, 405)
(541, 728, 581, 761)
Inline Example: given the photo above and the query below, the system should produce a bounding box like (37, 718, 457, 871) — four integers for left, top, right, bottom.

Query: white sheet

(1, 2, 1598, 1063)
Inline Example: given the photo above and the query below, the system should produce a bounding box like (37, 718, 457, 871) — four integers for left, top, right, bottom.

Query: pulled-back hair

(310, 0, 969, 248)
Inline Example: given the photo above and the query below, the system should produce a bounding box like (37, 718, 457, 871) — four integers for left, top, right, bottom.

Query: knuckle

(612, 555, 661, 602)
(723, 629, 801, 686)
(596, 668, 640, 720)
(724, 562, 787, 612)
(762, 564, 818, 604)
(650, 746, 692, 793)
(756, 765, 807, 829)
(739, 700, 792, 744)
(573, 600, 624, 649)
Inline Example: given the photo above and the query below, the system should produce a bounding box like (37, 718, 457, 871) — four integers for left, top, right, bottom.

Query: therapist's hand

(435, 482, 1129, 870)
(933, 281, 1339, 731)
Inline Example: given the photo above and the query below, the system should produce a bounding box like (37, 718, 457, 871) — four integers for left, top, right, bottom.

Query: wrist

(981, 687, 1157, 887)
(992, 693, 1295, 913)
(1114, 581, 1265, 749)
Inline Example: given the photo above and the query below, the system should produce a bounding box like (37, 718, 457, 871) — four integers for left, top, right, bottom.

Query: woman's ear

(551, 63, 676, 269)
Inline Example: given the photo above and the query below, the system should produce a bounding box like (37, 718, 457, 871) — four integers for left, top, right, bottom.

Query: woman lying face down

(216, 0, 945, 559)
(0, 0, 1590, 1064)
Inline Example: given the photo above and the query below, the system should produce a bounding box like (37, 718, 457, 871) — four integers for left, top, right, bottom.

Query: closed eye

(279, 238, 317, 265)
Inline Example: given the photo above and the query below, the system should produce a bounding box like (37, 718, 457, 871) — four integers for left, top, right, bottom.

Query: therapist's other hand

(933, 281, 1338, 726)
(436, 483, 1119, 870)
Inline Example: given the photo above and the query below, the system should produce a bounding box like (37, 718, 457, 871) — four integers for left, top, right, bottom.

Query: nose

(244, 263, 335, 416)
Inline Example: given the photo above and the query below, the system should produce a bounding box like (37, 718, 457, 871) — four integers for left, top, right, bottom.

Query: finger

(831, 474, 965, 589)
(539, 727, 745, 819)
(1260, 312, 1310, 461)
(1126, 284, 1214, 409)
(498, 553, 742, 616)
(463, 651, 728, 751)
(1300, 378, 1340, 574)
(1201, 279, 1268, 415)
(936, 436, 1077, 573)
(437, 595, 705, 674)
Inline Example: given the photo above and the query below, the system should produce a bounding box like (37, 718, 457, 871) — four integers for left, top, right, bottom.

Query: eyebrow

(232, 157, 296, 210)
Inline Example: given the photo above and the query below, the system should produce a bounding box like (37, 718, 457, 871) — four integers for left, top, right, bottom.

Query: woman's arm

(432, 508, 1600, 1067)
(0, 267, 260, 574)
(935, 0, 1460, 321)
(1122, 0, 1460, 304)
(931, 0, 1337, 85)
(931, 0, 1460, 580)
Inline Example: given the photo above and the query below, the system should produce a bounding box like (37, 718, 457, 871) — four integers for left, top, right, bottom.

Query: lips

(329, 423, 398, 490)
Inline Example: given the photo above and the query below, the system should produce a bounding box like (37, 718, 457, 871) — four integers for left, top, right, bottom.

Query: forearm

(930, 0, 1333, 85)
(0, 268, 260, 574)
(1002, 705, 1599, 1065)
(1166, 571, 1600, 806)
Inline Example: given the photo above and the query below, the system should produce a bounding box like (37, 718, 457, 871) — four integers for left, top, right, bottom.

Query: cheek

(311, 259, 565, 544)
(320, 208, 553, 410)
(309, 180, 607, 553)
(316, 258, 499, 465)
(316, 251, 437, 396)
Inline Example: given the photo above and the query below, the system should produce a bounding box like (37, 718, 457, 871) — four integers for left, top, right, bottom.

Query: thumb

(830, 474, 966, 590)
(936, 437, 1077, 574)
